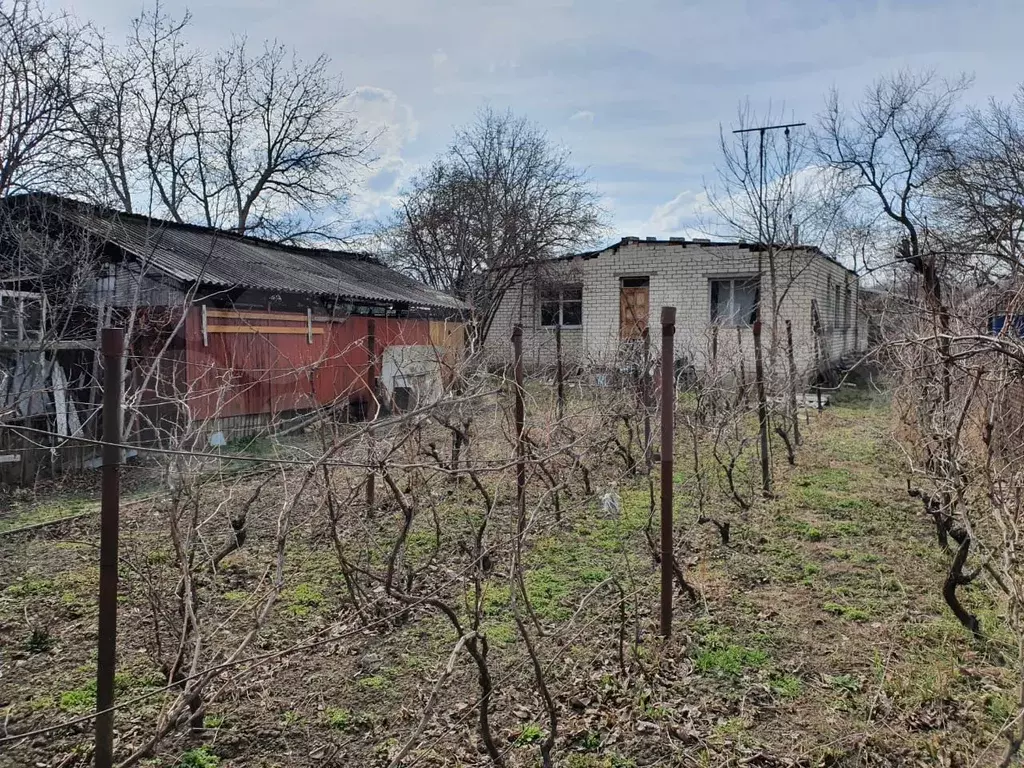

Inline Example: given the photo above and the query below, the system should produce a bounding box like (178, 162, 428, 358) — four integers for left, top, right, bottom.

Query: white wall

(485, 239, 862, 381)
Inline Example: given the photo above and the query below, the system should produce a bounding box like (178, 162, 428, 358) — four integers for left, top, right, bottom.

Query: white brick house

(484, 237, 864, 380)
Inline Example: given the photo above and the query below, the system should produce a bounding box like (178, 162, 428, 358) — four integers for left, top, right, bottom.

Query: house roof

(2, 193, 465, 312)
(557, 236, 859, 277)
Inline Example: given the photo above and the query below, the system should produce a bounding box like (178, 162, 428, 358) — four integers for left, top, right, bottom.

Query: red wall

(183, 308, 432, 420)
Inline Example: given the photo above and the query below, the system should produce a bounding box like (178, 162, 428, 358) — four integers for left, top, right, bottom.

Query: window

(710, 277, 759, 326)
(539, 283, 583, 327)
(833, 285, 842, 328)
(843, 288, 851, 329)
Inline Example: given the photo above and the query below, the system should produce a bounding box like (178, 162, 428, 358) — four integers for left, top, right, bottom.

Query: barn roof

(2, 193, 464, 312)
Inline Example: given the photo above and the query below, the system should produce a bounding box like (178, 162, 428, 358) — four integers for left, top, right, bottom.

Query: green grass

(515, 723, 545, 745)
(178, 747, 220, 768)
(324, 707, 375, 732)
(695, 641, 768, 676)
(0, 496, 96, 534)
(822, 602, 871, 621)
(770, 673, 804, 698)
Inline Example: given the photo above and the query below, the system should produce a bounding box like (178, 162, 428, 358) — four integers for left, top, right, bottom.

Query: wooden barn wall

(183, 308, 438, 422)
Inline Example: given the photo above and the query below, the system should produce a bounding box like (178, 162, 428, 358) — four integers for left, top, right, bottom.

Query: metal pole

(752, 319, 772, 497)
(95, 327, 123, 768)
(512, 325, 526, 535)
(642, 326, 652, 468)
(659, 307, 675, 638)
(555, 323, 564, 421)
(785, 319, 801, 446)
(366, 319, 376, 508)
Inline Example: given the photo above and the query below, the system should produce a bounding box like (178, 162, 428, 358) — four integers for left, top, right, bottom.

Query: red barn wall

(183, 307, 434, 421)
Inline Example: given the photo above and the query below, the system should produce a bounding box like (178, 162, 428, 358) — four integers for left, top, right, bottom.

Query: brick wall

(484, 240, 863, 382)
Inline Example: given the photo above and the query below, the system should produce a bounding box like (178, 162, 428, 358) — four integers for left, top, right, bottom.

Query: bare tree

(387, 107, 604, 351)
(0, 0, 84, 196)
(68, 3, 371, 242)
(932, 88, 1024, 283)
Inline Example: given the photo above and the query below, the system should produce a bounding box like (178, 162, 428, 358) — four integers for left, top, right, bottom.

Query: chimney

(793, 224, 800, 244)
(669, 236, 685, 243)
(645, 236, 657, 242)
(692, 238, 711, 244)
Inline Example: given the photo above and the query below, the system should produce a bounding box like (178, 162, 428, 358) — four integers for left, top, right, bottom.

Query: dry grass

(0, 384, 1016, 767)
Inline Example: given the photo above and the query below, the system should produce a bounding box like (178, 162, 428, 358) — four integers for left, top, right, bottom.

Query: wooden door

(619, 278, 649, 340)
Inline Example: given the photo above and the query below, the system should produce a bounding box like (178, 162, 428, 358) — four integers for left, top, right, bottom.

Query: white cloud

(570, 110, 595, 124)
(341, 86, 420, 223)
(432, 49, 448, 69)
(641, 189, 712, 238)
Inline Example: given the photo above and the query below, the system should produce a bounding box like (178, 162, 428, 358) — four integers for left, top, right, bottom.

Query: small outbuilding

(0, 193, 465, 482)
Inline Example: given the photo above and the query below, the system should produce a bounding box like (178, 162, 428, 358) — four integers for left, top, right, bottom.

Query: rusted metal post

(367, 319, 378, 418)
(555, 323, 564, 421)
(752, 319, 772, 497)
(642, 326, 652, 468)
(512, 324, 526, 534)
(366, 319, 376, 507)
(659, 307, 675, 638)
(95, 327, 123, 768)
(785, 319, 801, 447)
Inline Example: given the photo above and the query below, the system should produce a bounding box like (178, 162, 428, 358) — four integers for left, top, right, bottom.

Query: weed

(515, 723, 544, 745)
(324, 707, 353, 730)
(5, 578, 55, 598)
(24, 627, 54, 653)
(325, 707, 374, 732)
(567, 757, 637, 768)
(770, 674, 803, 698)
(822, 602, 870, 621)
(356, 674, 389, 690)
(146, 549, 173, 565)
(178, 747, 220, 768)
(712, 716, 750, 739)
(831, 521, 864, 537)
(484, 621, 516, 646)
(793, 522, 824, 542)
(285, 582, 325, 616)
(203, 714, 225, 729)
(58, 672, 161, 713)
(826, 674, 863, 694)
(281, 710, 303, 727)
(59, 687, 95, 714)
(695, 644, 767, 676)
(576, 730, 601, 751)
(288, 583, 325, 607)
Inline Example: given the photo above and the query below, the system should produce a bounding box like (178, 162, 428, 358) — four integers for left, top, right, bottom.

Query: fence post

(512, 324, 526, 534)
(642, 326, 652, 468)
(752, 319, 772, 497)
(366, 319, 377, 508)
(659, 307, 675, 638)
(95, 327, 123, 768)
(785, 319, 801, 447)
(555, 323, 564, 421)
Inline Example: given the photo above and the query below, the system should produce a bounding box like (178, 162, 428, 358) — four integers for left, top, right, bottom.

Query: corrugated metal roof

(11, 195, 464, 311)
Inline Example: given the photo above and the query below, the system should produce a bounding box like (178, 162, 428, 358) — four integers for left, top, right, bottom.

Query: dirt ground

(0, 385, 1017, 768)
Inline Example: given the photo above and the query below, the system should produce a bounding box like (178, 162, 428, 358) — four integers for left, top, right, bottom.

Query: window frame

(538, 282, 583, 329)
(709, 276, 760, 327)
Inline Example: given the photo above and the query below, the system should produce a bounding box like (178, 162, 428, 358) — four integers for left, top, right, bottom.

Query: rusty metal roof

(7, 194, 465, 311)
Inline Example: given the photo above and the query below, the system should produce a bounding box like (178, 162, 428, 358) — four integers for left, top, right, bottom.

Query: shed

(0, 193, 465, 481)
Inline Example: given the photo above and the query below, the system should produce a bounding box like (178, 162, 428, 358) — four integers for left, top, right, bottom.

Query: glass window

(710, 277, 759, 326)
(539, 283, 583, 327)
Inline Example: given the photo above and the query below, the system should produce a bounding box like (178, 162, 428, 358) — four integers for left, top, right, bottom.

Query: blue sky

(57, 0, 1024, 241)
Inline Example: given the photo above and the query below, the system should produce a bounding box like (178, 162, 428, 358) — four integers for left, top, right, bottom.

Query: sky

(53, 0, 1024, 243)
